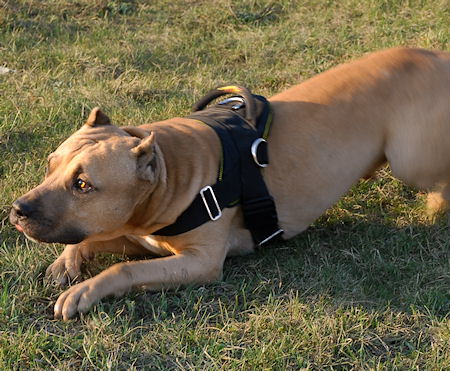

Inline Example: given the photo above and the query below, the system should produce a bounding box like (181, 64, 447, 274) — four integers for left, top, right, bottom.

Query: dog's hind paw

(426, 191, 449, 219)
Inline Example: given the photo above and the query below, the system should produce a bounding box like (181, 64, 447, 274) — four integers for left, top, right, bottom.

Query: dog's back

(265, 48, 450, 238)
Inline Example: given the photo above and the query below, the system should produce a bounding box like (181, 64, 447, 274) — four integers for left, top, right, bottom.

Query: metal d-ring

(251, 138, 268, 168)
(218, 97, 245, 110)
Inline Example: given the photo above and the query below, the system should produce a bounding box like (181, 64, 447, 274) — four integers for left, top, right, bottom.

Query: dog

(10, 47, 450, 320)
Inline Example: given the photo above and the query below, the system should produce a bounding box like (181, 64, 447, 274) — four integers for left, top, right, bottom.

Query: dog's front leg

(53, 247, 225, 320)
(46, 237, 152, 286)
(45, 243, 93, 286)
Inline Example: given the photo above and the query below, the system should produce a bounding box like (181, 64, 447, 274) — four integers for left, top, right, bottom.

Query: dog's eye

(74, 178, 93, 193)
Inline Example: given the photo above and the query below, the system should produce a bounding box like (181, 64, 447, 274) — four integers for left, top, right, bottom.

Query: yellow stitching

(218, 86, 242, 94)
(262, 109, 273, 139)
(228, 199, 240, 206)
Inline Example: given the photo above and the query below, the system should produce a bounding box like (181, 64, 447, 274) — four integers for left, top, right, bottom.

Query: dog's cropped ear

(131, 132, 157, 182)
(85, 107, 111, 127)
(122, 126, 150, 139)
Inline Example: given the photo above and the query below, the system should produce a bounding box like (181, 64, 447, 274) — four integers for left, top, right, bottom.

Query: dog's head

(10, 108, 162, 244)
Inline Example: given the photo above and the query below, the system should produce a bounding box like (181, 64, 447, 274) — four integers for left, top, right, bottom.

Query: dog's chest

(125, 235, 173, 256)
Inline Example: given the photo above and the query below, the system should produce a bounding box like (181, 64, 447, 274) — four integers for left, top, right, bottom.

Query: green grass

(1, 0, 449, 369)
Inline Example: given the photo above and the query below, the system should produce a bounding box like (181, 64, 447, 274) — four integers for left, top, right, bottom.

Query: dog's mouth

(10, 215, 45, 243)
(18, 228, 40, 243)
(12, 223, 42, 243)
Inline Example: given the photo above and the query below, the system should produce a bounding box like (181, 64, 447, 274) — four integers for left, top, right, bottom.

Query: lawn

(0, 0, 449, 369)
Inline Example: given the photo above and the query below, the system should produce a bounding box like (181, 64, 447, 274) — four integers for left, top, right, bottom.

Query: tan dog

(10, 47, 450, 320)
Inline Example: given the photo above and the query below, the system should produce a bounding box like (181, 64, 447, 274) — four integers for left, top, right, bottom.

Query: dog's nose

(11, 199, 33, 219)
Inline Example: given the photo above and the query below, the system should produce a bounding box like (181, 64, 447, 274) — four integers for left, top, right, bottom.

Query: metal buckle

(218, 97, 245, 110)
(251, 138, 268, 168)
(200, 185, 222, 221)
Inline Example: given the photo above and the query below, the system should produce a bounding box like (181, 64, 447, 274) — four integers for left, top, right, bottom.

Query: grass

(0, 0, 449, 369)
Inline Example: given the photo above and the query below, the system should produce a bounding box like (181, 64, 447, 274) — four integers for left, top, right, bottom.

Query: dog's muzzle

(10, 197, 86, 244)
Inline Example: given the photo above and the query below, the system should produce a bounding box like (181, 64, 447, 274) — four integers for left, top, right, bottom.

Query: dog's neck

(125, 117, 222, 236)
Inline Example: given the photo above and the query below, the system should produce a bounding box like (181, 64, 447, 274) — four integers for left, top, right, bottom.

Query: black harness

(153, 85, 283, 245)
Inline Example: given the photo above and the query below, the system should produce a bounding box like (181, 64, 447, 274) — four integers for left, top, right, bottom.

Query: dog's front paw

(53, 265, 131, 320)
(46, 244, 84, 286)
(54, 278, 100, 321)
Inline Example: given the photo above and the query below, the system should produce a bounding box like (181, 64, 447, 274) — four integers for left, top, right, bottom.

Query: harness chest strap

(153, 86, 283, 246)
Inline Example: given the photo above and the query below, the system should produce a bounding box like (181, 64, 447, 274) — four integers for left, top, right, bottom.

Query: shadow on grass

(0, 130, 46, 155)
(2, 1, 137, 42)
(226, 219, 450, 316)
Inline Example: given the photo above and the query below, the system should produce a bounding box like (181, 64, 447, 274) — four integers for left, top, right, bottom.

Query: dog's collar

(153, 85, 283, 246)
